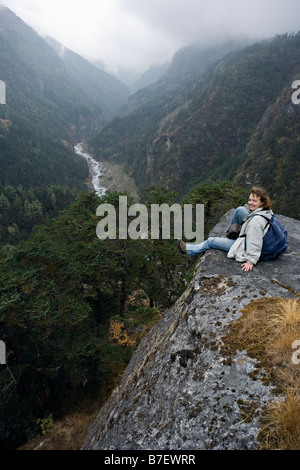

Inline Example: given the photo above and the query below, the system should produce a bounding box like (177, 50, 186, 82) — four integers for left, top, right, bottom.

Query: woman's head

(249, 186, 272, 210)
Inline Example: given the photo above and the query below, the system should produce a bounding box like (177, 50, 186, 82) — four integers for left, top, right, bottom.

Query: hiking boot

(177, 239, 187, 254)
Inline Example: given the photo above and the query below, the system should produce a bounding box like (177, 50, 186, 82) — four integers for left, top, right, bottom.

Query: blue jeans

(186, 206, 249, 259)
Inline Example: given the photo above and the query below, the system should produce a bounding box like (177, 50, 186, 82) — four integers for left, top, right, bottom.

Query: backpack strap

(240, 212, 273, 252)
(251, 213, 272, 230)
(252, 213, 275, 230)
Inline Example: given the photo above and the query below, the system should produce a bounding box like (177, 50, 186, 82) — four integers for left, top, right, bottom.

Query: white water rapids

(74, 143, 107, 197)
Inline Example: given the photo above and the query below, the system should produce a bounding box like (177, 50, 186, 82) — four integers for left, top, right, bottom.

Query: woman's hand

(241, 262, 254, 271)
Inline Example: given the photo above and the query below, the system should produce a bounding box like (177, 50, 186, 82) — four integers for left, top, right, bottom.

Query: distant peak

(0, 4, 36, 37)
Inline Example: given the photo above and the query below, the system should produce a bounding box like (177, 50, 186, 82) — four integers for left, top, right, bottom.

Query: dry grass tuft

(222, 296, 300, 450)
(18, 363, 128, 451)
(259, 389, 300, 450)
(18, 411, 96, 451)
(35, 412, 95, 451)
(268, 299, 300, 336)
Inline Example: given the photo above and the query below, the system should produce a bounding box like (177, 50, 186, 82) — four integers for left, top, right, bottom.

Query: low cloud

(2, 0, 300, 75)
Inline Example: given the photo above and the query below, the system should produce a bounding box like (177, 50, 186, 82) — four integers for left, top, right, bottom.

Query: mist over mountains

(89, 34, 300, 220)
(0, 3, 300, 450)
(0, 5, 131, 241)
(0, 2, 299, 234)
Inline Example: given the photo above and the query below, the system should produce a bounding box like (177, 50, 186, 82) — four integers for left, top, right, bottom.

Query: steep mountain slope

(130, 62, 169, 94)
(0, 6, 128, 243)
(236, 83, 300, 219)
(45, 36, 129, 117)
(88, 34, 300, 219)
(0, 6, 101, 187)
(0, 6, 104, 140)
(124, 40, 245, 113)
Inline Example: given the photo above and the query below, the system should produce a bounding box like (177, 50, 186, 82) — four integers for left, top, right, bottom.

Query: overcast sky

(1, 0, 300, 77)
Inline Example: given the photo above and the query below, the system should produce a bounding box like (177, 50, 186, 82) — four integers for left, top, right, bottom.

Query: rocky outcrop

(82, 210, 300, 451)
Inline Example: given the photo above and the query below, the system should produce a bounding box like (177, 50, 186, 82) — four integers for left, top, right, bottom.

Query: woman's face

(248, 193, 263, 211)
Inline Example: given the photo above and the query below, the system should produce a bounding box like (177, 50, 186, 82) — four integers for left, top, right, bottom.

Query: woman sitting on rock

(177, 186, 273, 272)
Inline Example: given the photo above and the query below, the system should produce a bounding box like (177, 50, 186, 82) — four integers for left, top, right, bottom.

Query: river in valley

(74, 143, 107, 197)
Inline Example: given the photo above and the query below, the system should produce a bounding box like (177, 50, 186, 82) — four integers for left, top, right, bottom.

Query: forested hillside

(89, 33, 300, 219)
(125, 39, 249, 111)
(236, 83, 300, 219)
(45, 36, 129, 117)
(0, 6, 126, 243)
(0, 182, 246, 449)
(1, 3, 300, 451)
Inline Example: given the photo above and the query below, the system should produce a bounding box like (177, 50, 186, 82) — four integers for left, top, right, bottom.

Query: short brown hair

(250, 186, 272, 210)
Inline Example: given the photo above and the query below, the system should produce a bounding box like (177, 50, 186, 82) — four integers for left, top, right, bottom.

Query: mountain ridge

(45, 35, 129, 117)
(0, 5, 129, 243)
(88, 33, 300, 220)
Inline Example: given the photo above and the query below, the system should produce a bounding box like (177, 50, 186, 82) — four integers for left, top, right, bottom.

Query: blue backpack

(253, 214, 288, 261)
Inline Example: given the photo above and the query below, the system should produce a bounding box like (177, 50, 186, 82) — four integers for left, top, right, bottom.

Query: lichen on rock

(81, 210, 300, 451)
